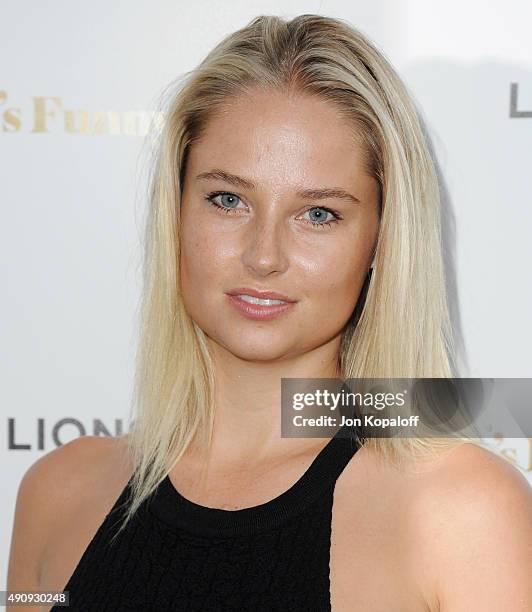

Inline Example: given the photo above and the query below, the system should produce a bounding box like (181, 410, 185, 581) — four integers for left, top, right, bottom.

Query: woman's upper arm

(418, 443, 532, 611)
(7, 465, 46, 597)
(6, 437, 90, 605)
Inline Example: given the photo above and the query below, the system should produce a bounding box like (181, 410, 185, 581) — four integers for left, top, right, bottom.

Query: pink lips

(226, 287, 297, 321)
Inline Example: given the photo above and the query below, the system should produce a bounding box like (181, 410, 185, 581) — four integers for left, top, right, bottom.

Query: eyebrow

(195, 169, 361, 204)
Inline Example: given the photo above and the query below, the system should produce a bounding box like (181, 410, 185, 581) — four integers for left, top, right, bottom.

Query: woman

(7, 13, 532, 612)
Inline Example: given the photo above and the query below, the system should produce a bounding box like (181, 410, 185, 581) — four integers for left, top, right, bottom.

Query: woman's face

(180, 88, 380, 363)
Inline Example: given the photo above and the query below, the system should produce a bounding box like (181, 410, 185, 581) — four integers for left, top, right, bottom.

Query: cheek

(179, 218, 224, 328)
(300, 239, 367, 313)
(180, 215, 234, 289)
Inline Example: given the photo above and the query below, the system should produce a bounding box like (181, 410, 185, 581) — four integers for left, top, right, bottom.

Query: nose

(241, 212, 289, 277)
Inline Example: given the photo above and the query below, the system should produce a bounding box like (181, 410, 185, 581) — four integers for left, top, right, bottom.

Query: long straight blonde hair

(117, 13, 472, 535)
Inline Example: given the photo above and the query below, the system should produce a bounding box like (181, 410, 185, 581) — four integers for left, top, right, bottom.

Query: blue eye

(204, 192, 342, 228)
(303, 206, 341, 228)
(205, 192, 243, 213)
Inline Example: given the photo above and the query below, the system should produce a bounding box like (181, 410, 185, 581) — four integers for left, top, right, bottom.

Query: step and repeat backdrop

(1, 0, 531, 587)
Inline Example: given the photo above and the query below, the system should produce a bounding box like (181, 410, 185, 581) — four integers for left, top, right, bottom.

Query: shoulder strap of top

(148, 422, 361, 537)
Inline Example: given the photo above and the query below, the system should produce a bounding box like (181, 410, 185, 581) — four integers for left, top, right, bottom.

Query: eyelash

(204, 191, 343, 229)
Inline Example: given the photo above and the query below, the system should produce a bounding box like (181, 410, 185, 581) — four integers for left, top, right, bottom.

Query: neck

(197, 335, 343, 462)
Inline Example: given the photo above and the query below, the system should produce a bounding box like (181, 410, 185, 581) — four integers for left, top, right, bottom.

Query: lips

(226, 287, 297, 303)
(225, 288, 298, 321)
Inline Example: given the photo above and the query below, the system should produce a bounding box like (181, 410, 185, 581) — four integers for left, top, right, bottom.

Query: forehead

(187, 88, 369, 189)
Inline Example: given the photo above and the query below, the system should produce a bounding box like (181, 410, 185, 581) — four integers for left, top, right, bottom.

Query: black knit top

(51, 425, 360, 611)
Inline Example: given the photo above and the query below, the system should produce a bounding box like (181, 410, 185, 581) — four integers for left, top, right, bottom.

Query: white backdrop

(2, 0, 531, 588)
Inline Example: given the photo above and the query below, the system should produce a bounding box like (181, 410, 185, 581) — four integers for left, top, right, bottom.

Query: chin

(213, 333, 296, 363)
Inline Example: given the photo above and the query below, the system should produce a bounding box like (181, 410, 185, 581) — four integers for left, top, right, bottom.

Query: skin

(178, 86, 380, 464)
(7, 87, 532, 612)
(180, 87, 379, 368)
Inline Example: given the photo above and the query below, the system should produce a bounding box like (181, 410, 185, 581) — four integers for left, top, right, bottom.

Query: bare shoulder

(410, 441, 532, 542)
(19, 433, 132, 517)
(407, 442, 532, 611)
(412, 440, 532, 507)
(7, 435, 133, 598)
(331, 441, 532, 612)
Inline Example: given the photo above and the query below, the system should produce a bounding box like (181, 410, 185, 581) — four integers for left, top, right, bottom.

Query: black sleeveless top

(51, 425, 360, 611)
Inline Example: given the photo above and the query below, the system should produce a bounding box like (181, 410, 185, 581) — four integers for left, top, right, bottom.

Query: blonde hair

(117, 13, 475, 536)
